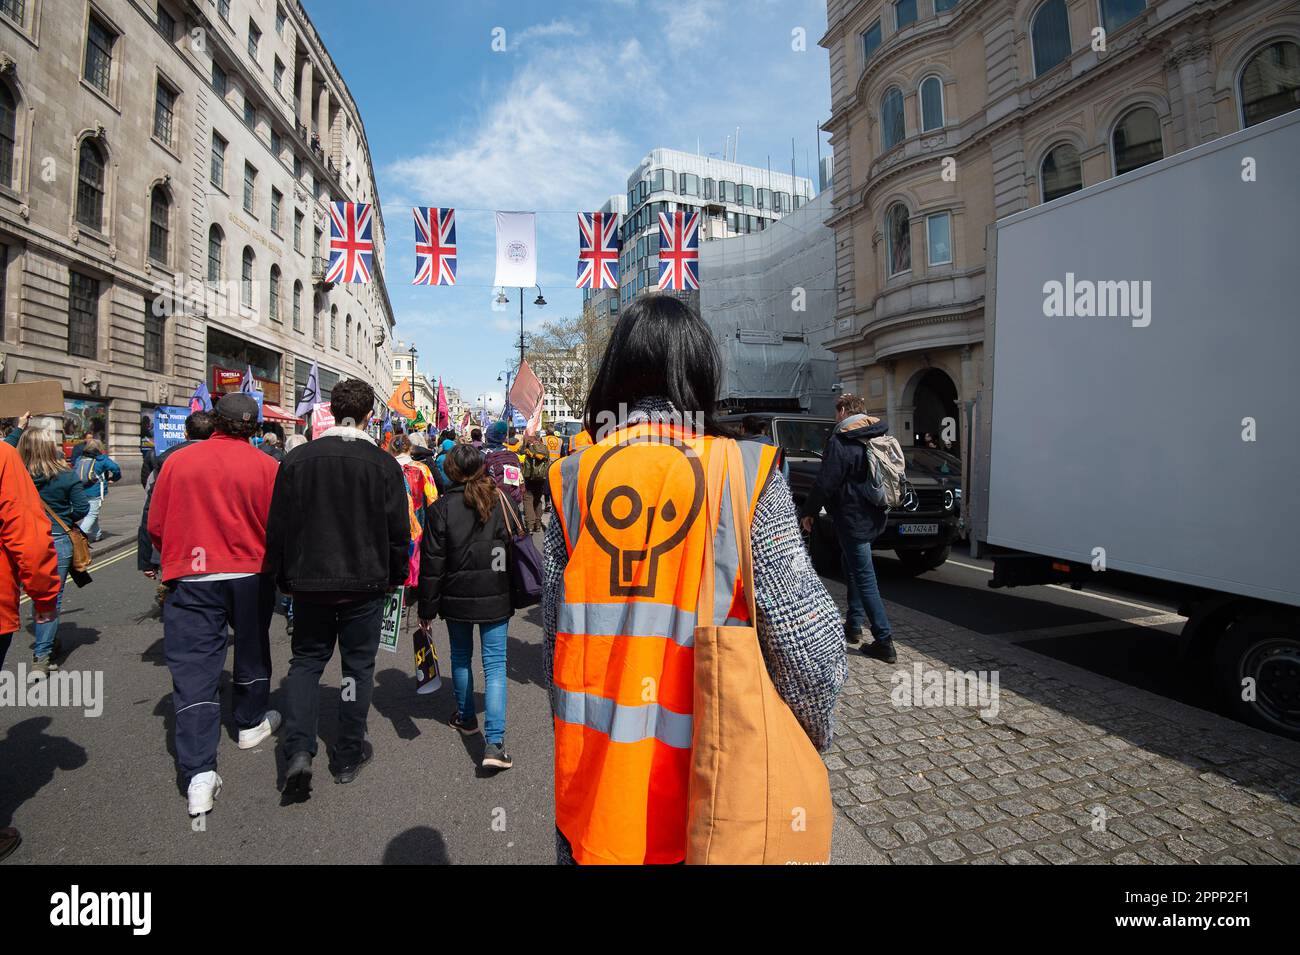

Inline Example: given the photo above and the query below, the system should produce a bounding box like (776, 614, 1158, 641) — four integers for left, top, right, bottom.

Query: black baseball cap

(216, 393, 259, 423)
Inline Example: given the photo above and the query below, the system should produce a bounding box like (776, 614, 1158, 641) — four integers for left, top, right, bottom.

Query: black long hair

(583, 294, 731, 437)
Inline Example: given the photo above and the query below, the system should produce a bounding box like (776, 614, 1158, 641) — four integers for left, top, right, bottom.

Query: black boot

(864, 639, 897, 664)
(283, 751, 313, 798)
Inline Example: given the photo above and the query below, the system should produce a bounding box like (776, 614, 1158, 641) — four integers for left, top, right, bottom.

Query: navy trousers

(163, 574, 274, 781)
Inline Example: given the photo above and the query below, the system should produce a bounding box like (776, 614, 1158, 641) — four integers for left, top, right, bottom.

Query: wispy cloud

(510, 20, 587, 50)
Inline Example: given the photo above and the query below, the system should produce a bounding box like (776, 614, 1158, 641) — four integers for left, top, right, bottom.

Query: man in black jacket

(265, 379, 411, 794)
(800, 393, 896, 663)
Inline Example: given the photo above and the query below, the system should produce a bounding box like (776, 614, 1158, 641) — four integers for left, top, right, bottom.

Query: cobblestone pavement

(822, 580, 1300, 865)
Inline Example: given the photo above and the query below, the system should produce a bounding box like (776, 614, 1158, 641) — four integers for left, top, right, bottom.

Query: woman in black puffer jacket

(418, 443, 519, 771)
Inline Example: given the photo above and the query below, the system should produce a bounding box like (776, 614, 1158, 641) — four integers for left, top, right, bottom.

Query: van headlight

(944, 489, 955, 510)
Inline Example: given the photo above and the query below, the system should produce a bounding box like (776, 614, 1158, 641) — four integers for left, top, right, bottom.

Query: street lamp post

(497, 286, 546, 369)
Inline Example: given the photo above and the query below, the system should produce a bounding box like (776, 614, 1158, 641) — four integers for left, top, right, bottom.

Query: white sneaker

(187, 771, 222, 816)
(237, 710, 282, 750)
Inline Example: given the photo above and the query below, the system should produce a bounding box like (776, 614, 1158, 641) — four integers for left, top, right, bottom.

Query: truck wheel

(1212, 612, 1300, 740)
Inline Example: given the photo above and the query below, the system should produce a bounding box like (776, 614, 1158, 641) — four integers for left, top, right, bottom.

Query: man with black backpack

(800, 393, 897, 663)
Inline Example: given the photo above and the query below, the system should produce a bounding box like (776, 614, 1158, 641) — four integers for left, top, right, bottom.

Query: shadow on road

(383, 825, 450, 864)
(0, 717, 88, 827)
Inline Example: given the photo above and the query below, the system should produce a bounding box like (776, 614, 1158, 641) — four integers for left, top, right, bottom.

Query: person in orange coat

(0, 439, 60, 863)
(1, 440, 60, 663)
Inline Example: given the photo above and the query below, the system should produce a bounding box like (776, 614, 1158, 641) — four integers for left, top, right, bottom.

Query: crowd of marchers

(0, 294, 904, 866)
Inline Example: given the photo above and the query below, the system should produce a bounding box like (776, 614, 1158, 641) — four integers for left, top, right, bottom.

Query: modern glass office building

(590, 149, 816, 315)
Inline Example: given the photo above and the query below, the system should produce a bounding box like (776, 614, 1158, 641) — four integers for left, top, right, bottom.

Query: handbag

(44, 503, 93, 574)
(686, 439, 833, 865)
(413, 623, 443, 694)
(497, 490, 543, 608)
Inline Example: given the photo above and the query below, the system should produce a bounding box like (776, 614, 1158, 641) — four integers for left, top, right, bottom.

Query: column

(298, 58, 313, 127)
(317, 85, 331, 149)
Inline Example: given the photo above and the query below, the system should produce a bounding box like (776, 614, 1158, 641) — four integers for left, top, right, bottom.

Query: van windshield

(774, 419, 833, 459)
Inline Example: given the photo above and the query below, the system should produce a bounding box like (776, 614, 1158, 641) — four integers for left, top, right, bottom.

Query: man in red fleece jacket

(148, 393, 280, 818)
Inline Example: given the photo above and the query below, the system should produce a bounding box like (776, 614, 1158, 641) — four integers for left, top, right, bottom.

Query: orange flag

(387, 378, 417, 418)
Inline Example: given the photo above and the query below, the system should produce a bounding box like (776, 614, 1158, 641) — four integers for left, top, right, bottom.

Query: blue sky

(306, 0, 832, 408)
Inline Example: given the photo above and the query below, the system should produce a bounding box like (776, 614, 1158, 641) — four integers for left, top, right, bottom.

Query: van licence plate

(898, 523, 938, 536)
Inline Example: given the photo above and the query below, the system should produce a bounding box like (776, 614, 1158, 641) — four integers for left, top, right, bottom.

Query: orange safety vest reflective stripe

(544, 434, 563, 461)
(569, 429, 593, 452)
(547, 421, 778, 865)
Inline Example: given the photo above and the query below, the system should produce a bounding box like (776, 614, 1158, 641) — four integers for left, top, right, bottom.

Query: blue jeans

(447, 619, 509, 744)
(837, 528, 893, 643)
(80, 496, 104, 541)
(31, 531, 73, 659)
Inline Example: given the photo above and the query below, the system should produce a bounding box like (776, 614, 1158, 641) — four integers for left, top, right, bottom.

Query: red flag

(436, 378, 449, 430)
(508, 360, 544, 420)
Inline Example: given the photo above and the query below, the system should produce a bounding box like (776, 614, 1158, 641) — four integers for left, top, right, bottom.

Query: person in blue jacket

(74, 438, 122, 542)
(799, 393, 896, 663)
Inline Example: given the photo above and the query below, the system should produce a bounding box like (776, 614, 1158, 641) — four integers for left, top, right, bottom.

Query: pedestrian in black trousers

(265, 379, 411, 794)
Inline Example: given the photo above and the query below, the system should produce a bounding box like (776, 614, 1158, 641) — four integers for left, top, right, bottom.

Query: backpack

(861, 434, 908, 509)
(76, 456, 104, 493)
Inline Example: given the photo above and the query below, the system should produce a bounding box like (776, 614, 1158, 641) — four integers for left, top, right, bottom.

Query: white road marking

(945, 558, 1184, 618)
(18, 546, 139, 605)
(989, 613, 1186, 641)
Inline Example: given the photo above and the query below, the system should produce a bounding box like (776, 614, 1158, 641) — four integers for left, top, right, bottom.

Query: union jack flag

(326, 201, 374, 284)
(576, 211, 620, 289)
(657, 211, 699, 291)
(413, 206, 457, 286)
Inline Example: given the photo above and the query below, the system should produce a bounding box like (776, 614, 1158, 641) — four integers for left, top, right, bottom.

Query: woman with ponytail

(417, 443, 518, 770)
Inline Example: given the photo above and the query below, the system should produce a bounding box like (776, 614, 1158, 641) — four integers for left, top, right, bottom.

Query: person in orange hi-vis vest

(543, 431, 563, 462)
(567, 428, 593, 453)
(543, 294, 848, 865)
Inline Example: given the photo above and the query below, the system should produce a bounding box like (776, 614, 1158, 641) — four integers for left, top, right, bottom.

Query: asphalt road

(871, 543, 1205, 712)
(2, 530, 1246, 866)
(2, 545, 557, 864)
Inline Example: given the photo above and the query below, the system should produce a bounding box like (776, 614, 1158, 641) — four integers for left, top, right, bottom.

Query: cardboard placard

(0, 380, 64, 418)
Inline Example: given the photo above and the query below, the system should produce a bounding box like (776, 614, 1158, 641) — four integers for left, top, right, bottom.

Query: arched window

(292, 281, 303, 332)
(345, 313, 352, 356)
(1239, 40, 1300, 127)
(241, 246, 254, 308)
(886, 202, 911, 276)
(76, 139, 106, 230)
(330, 305, 337, 349)
(881, 87, 905, 150)
(1099, 0, 1146, 34)
(1112, 106, 1163, 175)
(920, 76, 944, 131)
(0, 84, 16, 189)
(312, 293, 322, 341)
(149, 186, 170, 264)
(207, 225, 224, 283)
(1040, 143, 1083, 202)
(1031, 0, 1071, 77)
(269, 265, 281, 322)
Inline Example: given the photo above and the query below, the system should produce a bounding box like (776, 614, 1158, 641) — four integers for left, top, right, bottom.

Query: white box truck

(969, 109, 1299, 739)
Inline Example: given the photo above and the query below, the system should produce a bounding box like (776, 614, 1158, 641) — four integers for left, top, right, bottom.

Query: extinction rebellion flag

(326, 201, 375, 284)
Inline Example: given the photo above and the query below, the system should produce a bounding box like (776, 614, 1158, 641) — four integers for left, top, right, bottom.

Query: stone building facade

(0, 0, 394, 472)
(819, 0, 1298, 454)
